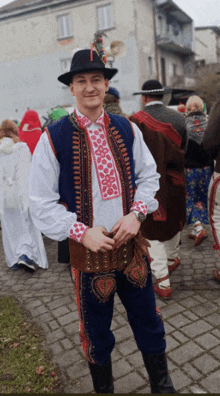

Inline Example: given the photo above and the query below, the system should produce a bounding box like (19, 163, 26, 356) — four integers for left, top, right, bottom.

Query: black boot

(88, 358, 114, 393)
(142, 352, 177, 393)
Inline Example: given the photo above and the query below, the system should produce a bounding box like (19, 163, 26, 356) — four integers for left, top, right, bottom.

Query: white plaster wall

(195, 29, 217, 63)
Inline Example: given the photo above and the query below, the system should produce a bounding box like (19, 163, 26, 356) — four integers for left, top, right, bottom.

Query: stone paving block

(136, 385, 151, 393)
(171, 369, 192, 390)
(117, 338, 138, 356)
(25, 299, 42, 310)
(165, 335, 180, 352)
(67, 359, 89, 380)
(189, 385, 208, 393)
(193, 354, 220, 374)
(183, 310, 199, 321)
(114, 325, 133, 342)
(155, 298, 167, 309)
(46, 328, 66, 343)
(179, 297, 200, 308)
(42, 296, 52, 303)
(160, 303, 185, 319)
(112, 359, 133, 379)
(51, 305, 70, 318)
(211, 328, 220, 339)
(48, 320, 60, 331)
(204, 312, 220, 326)
(77, 373, 94, 393)
(194, 294, 208, 303)
(64, 321, 79, 335)
(114, 371, 146, 393)
(181, 320, 212, 337)
(191, 302, 219, 318)
(182, 362, 203, 381)
(30, 304, 48, 317)
(111, 347, 122, 362)
(57, 312, 76, 326)
(114, 303, 126, 314)
(201, 371, 220, 393)
(210, 345, 220, 360)
(61, 338, 73, 350)
(172, 330, 189, 344)
(49, 341, 64, 355)
(167, 358, 178, 372)
(35, 312, 53, 324)
(164, 322, 175, 334)
(195, 333, 220, 350)
(55, 349, 81, 367)
(68, 302, 78, 312)
(40, 323, 50, 333)
(169, 341, 204, 365)
(47, 296, 72, 310)
(114, 314, 127, 326)
(167, 313, 191, 329)
(111, 318, 120, 330)
(126, 351, 143, 368)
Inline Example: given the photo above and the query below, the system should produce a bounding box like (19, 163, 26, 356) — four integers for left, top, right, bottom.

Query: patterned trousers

(208, 171, 220, 264)
(70, 258, 166, 366)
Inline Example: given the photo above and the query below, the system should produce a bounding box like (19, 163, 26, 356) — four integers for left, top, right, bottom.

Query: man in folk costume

(130, 80, 187, 300)
(29, 35, 176, 393)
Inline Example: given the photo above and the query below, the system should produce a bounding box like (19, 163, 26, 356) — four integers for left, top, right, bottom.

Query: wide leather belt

(69, 233, 135, 273)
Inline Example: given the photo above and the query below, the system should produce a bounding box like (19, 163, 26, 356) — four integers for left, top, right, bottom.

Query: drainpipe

(152, 0, 159, 80)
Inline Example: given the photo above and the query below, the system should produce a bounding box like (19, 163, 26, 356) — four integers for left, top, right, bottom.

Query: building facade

(195, 26, 220, 67)
(0, 0, 194, 121)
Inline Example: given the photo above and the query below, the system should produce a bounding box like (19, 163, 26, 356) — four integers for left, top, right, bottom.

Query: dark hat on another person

(58, 49, 118, 86)
(133, 79, 171, 96)
(107, 87, 120, 99)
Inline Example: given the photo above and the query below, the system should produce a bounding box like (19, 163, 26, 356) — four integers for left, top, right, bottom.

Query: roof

(156, 0, 192, 24)
(195, 26, 220, 36)
(0, 0, 40, 12)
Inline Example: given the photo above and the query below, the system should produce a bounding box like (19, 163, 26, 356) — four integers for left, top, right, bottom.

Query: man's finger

(111, 221, 121, 233)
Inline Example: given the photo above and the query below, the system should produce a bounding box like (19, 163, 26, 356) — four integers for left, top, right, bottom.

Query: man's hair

(143, 93, 163, 101)
(104, 93, 118, 105)
(0, 119, 20, 143)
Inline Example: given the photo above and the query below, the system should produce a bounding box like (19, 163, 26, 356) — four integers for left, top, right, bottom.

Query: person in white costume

(0, 119, 48, 271)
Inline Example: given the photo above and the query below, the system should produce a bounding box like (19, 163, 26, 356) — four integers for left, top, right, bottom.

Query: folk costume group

(29, 42, 177, 393)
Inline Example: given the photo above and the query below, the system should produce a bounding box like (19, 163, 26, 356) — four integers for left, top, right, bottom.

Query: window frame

(57, 14, 72, 40)
(97, 3, 114, 31)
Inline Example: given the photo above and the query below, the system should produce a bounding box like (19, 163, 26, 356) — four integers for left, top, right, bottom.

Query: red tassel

(90, 44, 93, 61)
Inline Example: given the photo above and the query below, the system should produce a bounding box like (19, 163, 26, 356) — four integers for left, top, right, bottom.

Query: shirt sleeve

(29, 132, 86, 241)
(130, 122, 160, 214)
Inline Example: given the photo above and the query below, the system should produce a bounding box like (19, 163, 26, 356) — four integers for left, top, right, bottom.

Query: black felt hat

(133, 80, 171, 96)
(58, 49, 118, 86)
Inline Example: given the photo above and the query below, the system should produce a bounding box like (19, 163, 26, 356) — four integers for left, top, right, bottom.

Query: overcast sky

(0, 0, 220, 27)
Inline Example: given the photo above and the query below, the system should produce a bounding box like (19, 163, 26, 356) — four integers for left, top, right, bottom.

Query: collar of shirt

(74, 108, 105, 128)
(145, 101, 163, 107)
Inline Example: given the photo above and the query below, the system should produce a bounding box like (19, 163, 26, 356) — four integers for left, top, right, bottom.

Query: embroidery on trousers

(156, 306, 164, 323)
(92, 274, 116, 302)
(125, 262, 148, 288)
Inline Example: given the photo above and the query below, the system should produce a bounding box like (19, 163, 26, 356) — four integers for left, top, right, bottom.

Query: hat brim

(58, 67, 118, 86)
(133, 88, 172, 96)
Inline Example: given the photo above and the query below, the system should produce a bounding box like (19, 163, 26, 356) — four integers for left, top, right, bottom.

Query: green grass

(0, 296, 63, 394)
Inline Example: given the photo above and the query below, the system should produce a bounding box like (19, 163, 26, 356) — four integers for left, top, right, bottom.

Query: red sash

(133, 111, 182, 148)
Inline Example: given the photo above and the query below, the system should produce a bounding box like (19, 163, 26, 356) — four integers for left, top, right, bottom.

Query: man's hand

(82, 226, 115, 253)
(111, 212, 141, 249)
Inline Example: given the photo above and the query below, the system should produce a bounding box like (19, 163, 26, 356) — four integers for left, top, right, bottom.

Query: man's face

(70, 71, 109, 113)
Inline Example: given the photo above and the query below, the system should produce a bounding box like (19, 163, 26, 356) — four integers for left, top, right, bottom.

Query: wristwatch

(132, 210, 146, 223)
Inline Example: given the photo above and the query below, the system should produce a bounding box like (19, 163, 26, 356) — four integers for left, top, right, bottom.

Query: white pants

(208, 172, 220, 269)
(1, 208, 48, 269)
(148, 232, 180, 287)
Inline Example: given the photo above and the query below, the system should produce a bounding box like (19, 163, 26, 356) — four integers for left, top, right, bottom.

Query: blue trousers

(71, 259, 166, 366)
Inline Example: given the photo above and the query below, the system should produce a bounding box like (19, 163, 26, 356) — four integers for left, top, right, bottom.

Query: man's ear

(105, 79, 109, 92)
(70, 83, 75, 97)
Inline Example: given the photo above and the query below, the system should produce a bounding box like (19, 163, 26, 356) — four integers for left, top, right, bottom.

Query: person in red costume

(18, 110, 42, 154)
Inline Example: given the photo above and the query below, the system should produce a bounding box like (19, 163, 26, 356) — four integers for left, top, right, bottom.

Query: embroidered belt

(69, 233, 135, 273)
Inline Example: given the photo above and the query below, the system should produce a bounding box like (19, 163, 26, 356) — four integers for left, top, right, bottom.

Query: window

(61, 58, 72, 73)
(57, 14, 72, 39)
(158, 15, 163, 36)
(172, 64, 177, 76)
(148, 56, 153, 75)
(97, 4, 114, 30)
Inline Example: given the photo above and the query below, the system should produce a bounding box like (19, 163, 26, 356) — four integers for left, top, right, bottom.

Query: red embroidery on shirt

(69, 221, 89, 243)
(130, 201, 147, 216)
(76, 110, 121, 201)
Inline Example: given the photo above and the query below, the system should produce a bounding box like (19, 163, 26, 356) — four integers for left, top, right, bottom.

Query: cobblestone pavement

(1, 224, 220, 393)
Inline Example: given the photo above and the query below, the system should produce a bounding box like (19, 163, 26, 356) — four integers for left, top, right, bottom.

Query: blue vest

(47, 112, 136, 226)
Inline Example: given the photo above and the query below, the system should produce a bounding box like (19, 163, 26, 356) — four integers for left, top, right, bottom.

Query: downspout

(152, 0, 159, 80)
